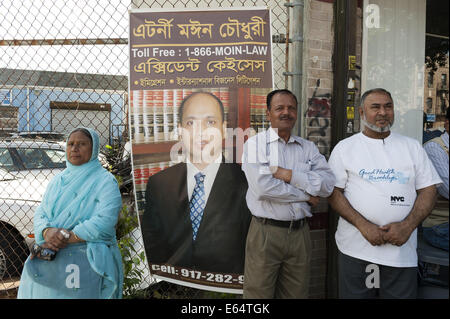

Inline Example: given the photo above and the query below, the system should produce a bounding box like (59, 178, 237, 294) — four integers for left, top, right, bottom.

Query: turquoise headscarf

(33, 127, 123, 298)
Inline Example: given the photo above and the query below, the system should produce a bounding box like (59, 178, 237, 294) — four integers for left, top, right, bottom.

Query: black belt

(253, 216, 307, 230)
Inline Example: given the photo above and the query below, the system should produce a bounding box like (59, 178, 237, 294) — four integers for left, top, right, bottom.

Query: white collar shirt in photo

(241, 127, 335, 221)
(328, 132, 442, 267)
(186, 155, 222, 203)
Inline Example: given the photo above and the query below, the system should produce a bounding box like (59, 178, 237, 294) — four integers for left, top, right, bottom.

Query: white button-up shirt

(424, 131, 449, 199)
(241, 127, 335, 221)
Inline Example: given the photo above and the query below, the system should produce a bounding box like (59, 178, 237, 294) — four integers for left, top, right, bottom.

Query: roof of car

(0, 138, 65, 150)
(16, 131, 66, 137)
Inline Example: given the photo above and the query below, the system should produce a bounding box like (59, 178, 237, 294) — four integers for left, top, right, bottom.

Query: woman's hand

(42, 227, 70, 251)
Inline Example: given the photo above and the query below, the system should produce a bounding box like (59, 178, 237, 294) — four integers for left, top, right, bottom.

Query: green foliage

(104, 143, 146, 298)
(116, 204, 146, 298)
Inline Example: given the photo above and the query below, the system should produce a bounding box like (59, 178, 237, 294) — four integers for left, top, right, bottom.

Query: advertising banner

(129, 7, 273, 293)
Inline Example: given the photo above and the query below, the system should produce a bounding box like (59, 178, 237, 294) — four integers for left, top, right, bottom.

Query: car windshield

(15, 148, 66, 170)
(0, 148, 16, 171)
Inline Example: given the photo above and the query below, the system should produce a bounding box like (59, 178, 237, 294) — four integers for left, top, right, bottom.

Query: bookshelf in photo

(249, 88, 271, 132)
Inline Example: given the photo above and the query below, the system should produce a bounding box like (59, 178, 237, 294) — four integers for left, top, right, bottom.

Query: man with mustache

(328, 88, 442, 298)
(241, 89, 335, 298)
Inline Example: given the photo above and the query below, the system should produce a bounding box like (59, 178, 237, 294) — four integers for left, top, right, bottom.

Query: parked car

(9, 131, 67, 142)
(0, 139, 66, 279)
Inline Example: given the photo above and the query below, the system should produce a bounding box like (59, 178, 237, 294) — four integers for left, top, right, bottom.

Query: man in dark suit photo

(141, 91, 251, 275)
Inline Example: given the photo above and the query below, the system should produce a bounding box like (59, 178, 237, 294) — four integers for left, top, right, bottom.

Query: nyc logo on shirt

(358, 168, 410, 184)
(390, 195, 410, 207)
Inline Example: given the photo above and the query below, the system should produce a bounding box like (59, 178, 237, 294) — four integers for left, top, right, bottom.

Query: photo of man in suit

(141, 91, 252, 275)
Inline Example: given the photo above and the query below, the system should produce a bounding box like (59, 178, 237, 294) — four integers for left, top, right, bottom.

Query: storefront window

(362, 0, 426, 142)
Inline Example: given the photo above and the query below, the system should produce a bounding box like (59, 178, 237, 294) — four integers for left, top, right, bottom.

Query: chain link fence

(0, 0, 291, 298)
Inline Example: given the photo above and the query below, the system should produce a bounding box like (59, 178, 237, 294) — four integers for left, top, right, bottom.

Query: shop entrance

(423, 0, 449, 135)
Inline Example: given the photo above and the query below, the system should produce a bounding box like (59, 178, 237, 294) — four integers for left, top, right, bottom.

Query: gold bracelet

(73, 232, 81, 241)
(42, 228, 49, 239)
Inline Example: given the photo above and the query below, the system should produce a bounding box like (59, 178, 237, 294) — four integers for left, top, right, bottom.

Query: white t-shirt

(328, 132, 442, 267)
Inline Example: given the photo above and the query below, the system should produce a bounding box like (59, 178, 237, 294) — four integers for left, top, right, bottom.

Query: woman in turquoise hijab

(18, 127, 123, 299)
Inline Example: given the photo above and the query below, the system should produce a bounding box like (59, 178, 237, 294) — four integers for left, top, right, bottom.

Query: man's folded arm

(242, 161, 310, 203)
(289, 149, 335, 197)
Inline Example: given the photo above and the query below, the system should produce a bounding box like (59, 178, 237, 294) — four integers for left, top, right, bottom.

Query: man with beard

(241, 89, 335, 298)
(328, 88, 442, 299)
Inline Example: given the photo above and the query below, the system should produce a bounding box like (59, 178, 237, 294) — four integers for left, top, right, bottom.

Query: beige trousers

(243, 216, 312, 299)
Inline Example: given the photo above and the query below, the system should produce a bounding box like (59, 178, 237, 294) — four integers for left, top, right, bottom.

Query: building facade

(0, 68, 128, 147)
(424, 56, 449, 130)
